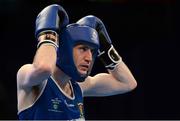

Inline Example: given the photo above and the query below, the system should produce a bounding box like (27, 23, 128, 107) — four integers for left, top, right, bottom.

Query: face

(73, 44, 94, 75)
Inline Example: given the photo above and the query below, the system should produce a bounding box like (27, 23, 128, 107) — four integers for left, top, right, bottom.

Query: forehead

(74, 43, 95, 50)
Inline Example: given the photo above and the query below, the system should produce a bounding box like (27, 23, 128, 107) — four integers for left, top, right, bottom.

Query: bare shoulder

(78, 74, 109, 96)
(78, 76, 94, 91)
(17, 64, 33, 88)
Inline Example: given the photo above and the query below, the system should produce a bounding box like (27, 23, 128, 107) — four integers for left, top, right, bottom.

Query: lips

(79, 64, 89, 71)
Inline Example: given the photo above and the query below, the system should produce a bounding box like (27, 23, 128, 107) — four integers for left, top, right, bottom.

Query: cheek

(73, 48, 85, 66)
(73, 51, 80, 67)
(73, 57, 78, 67)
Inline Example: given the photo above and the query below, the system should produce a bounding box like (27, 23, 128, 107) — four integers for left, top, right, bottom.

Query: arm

(80, 61, 137, 97)
(77, 15, 137, 96)
(17, 4, 69, 89)
(17, 38, 57, 89)
(16, 36, 58, 111)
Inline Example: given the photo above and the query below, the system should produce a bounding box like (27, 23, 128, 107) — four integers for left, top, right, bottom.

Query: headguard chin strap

(56, 23, 99, 82)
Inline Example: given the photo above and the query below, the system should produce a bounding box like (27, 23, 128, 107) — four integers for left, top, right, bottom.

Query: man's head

(56, 23, 99, 82)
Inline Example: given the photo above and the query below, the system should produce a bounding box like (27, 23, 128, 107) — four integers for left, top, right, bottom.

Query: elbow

(128, 79, 137, 91)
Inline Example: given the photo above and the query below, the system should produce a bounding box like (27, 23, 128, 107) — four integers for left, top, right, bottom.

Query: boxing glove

(77, 15, 122, 70)
(35, 4, 69, 44)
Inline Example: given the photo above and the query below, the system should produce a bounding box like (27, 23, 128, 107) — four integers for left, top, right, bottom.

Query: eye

(77, 45, 95, 54)
(79, 46, 89, 52)
(90, 48, 95, 54)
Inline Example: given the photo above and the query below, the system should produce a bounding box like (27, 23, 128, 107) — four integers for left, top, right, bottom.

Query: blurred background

(0, 0, 179, 119)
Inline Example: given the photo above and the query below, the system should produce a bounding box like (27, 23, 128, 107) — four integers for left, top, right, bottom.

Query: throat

(57, 80, 74, 99)
(63, 82, 73, 98)
(51, 67, 74, 98)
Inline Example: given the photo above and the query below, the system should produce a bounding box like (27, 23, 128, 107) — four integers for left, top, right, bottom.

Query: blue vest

(18, 77, 85, 120)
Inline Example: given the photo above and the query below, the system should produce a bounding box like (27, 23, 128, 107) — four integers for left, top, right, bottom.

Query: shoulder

(17, 64, 34, 89)
(77, 76, 95, 95)
(78, 73, 109, 90)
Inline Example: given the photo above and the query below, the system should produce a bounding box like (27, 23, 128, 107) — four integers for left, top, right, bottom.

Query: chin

(78, 70, 88, 76)
(80, 72, 87, 75)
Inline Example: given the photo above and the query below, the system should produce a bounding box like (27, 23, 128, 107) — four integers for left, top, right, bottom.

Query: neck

(52, 66, 71, 89)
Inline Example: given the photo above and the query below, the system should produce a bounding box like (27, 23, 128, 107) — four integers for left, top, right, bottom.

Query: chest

(39, 78, 84, 118)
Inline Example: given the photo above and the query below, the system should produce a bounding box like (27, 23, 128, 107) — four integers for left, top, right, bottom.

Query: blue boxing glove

(35, 4, 69, 48)
(77, 15, 122, 70)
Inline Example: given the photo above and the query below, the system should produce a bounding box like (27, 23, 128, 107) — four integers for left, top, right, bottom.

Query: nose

(84, 49, 93, 63)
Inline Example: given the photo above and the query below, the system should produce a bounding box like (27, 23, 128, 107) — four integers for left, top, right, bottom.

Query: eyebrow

(75, 43, 95, 50)
(82, 45, 94, 50)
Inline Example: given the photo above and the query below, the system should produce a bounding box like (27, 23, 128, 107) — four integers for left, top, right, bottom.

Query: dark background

(0, 0, 179, 119)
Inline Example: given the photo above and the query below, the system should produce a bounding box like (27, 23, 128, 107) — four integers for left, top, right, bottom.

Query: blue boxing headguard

(56, 23, 100, 82)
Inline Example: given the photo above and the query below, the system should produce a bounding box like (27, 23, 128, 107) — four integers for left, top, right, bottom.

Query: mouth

(78, 64, 90, 75)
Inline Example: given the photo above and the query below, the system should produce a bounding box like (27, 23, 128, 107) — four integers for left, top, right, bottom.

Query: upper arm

(79, 74, 131, 97)
(79, 62, 137, 97)
(17, 64, 49, 89)
(17, 64, 49, 111)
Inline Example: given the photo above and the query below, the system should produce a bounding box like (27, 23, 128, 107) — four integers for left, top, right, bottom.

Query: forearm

(33, 45, 57, 74)
(108, 61, 137, 90)
(32, 33, 58, 81)
(17, 43, 57, 88)
(17, 4, 69, 88)
(32, 3, 67, 79)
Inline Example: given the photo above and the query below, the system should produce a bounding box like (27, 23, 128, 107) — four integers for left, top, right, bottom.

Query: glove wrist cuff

(37, 30, 58, 43)
(98, 45, 122, 70)
(37, 39, 59, 51)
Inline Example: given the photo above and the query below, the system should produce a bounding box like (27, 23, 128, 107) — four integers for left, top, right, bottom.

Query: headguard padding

(56, 23, 99, 82)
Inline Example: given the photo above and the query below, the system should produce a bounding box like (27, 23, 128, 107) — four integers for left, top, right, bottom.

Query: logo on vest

(48, 98, 63, 113)
(78, 103, 84, 118)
